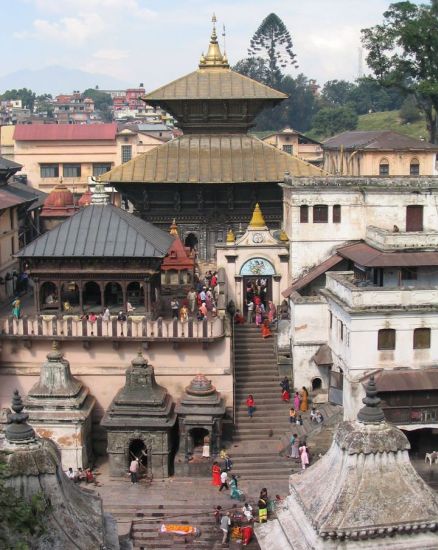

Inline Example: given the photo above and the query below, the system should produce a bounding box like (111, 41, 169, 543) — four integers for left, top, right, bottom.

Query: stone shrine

(255, 376, 438, 549)
(102, 352, 177, 478)
(1, 390, 119, 549)
(24, 341, 95, 469)
(175, 373, 225, 462)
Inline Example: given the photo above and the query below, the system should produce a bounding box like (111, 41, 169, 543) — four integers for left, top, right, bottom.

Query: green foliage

(248, 13, 298, 88)
(233, 57, 270, 85)
(0, 88, 36, 110)
(357, 109, 427, 139)
(311, 106, 358, 138)
(83, 88, 113, 121)
(0, 456, 48, 549)
(362, 1, 438, 142)
(399, 95, 422, 123)
(321, 80, 356, 107)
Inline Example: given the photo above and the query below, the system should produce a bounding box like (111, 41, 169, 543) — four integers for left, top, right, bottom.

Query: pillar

(34, 278, 40, 313)
(100, 282, 105, 309)
(121, 282, 127, 311)
(78, 281, 83, 312)
(144, 276, 151, 315)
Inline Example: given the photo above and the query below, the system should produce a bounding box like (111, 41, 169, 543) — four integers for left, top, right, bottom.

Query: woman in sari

(230, 474, 243, 500)
(12, 298, 21, 319)
(293, 392, 301, 411)
(211, 461, 221, 486)
(255, 305, 262, 327)
(268, 301, 276, 323)
(300, 386, 309, 412)
(261, 319, 272, 338)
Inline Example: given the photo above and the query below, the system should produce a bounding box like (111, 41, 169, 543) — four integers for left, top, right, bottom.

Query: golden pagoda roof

(101, 134, 327, 184)
(248, 203, 267, 228)
(143, 16, 285, 102)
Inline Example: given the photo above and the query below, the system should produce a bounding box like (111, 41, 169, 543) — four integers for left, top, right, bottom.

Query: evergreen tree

(248, 13, 298, 88)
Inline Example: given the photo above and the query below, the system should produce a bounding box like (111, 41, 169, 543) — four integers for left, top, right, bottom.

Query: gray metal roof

(17, 204, 173, 258)
(0, 156, 22, 171)
(323, 131, 438, 151)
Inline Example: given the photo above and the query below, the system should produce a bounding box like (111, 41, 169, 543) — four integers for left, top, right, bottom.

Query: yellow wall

(263, 132, 323, 163)
(0, 207, 18, 301)
(323, 149, 437, 176)
(13, 130, 163, 193)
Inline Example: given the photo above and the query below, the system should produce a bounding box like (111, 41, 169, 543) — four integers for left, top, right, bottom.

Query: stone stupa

(255, 376, 438, 549)
(1, 390, 119, 550)
(25, 341, 95, 469)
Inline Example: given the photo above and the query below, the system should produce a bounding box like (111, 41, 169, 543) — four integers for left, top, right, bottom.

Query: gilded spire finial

(199, 15, 229, 69)
(248, 203, 267, 229)
(226, 227, 235, 243)
(169, 219, 179, 236)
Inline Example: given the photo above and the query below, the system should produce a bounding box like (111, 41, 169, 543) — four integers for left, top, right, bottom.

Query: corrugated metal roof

(102, 134, 326, 184)
(373, 368, 438, 392)
(0, 186, 36, 209)
(337, 242, 438, 267)
(14, 123, 117, 142)
(0, 156, 22, 171)
(323, 130, 438, 151)
(143, 68, 287, 101)
(16, 204, 173, 258)
(282, 254, 343, 297)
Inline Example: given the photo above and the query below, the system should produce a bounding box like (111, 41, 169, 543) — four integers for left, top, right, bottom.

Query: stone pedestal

(24, 342, 95, 470)
(102, 352, 176, 479)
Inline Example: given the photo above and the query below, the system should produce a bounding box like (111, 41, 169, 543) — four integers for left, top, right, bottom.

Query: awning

(282, 254, 343, 297)
(371, 368, 438, 392)
(337, 242, 438, 267)
(313, 344, 333, 366)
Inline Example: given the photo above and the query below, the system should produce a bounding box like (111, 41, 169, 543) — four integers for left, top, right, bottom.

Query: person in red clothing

(246, 394, 255, 418)
(211, 461, 221, 486)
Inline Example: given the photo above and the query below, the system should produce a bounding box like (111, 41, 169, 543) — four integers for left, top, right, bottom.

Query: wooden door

(406, 205, 423, 231)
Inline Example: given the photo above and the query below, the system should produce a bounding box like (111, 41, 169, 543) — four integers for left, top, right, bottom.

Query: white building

(282, 175, 438, 424)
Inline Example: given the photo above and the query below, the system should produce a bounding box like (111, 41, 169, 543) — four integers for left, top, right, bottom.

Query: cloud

(14, 13, 106, 44)
(93, 48, 129, 61)
(33, 0, 156, 19)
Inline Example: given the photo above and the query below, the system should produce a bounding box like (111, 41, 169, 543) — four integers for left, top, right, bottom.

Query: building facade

(323, 130, 438, 176)
(261, 127, 323, 165)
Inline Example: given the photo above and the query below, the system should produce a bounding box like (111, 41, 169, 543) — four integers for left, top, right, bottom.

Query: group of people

(212, 453, 243, 501)
(65, 466, 95, 484)
(288, 434, 310, 470)
(170, 271, 220, 322)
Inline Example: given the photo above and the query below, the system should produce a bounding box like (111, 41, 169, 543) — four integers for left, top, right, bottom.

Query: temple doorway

(83, 281, 101, 309)
(185, 233, 198, 252)
(104, 282, 123, 308)
(129, 439, 148, 469)
(243, 276, 272, 313)
(190, 427, 209, 449)
(312, 377, 322, 391)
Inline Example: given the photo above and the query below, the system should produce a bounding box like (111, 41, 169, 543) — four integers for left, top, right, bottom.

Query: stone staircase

(229, 325, 342, 481)
(230, 325, 298, 481)
(106, 500, 261, 549)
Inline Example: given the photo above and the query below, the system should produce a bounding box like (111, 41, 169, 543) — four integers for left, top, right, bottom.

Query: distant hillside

(0, 66, 129, 96)
(356, 110, 428, 140)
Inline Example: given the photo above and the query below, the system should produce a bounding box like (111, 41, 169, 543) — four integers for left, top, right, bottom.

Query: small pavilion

(102, 352, 177, 478)
(40, 181, 78, 231)
(24, 341, 95, 469)
(175, 373, 225, 462)
(16, 184, 173, 315)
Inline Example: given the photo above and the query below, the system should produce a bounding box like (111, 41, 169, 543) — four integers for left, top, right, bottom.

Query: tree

(362, 1, 438, 142)
(321, 80, 355, 107)
(399, 95, 422, 123)
(233, 57, 269, 85)
(82, 88, 113, 121)
(311, 106, 358, 138)
(0, 88, 36, 110)
(248, 13, 298, 88)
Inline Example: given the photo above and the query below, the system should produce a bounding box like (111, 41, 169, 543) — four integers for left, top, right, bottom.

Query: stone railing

(383, 406, 438, 425)
(325, 271, 438, 309)
(366, 225, 438, 251)
(0, 315, 225, 343)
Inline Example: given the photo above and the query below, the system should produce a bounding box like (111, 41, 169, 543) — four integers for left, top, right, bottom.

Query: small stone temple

(255, 376, 438, 549)
(102, 352, 177, 478)
(1, 390, 119, 549)
(175, 374, 225, 462)
(24, 341, 95, 469)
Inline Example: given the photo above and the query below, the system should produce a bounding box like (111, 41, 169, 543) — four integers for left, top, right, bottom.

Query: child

(310, 407, 317, 422)
(289, 407, 296, 423)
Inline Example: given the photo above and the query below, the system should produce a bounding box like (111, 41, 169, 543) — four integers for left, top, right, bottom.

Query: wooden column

(100, 282, 105, 309)
(57, 280, 62, 313)
(144, 276, 151, 315)
(78, 281, 83, 312)
(34, 278, 40, 313)
(122, 282, 127, 311)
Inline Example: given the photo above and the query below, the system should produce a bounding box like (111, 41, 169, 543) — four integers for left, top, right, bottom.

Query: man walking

(219, 470, 229, 492)
(170, 298, 179, 319)
(129, 457, 139, 483)
(220, 512, 231, 545)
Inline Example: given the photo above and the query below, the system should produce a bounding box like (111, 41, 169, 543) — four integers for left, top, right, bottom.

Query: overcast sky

(4, 0, 424, 91)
